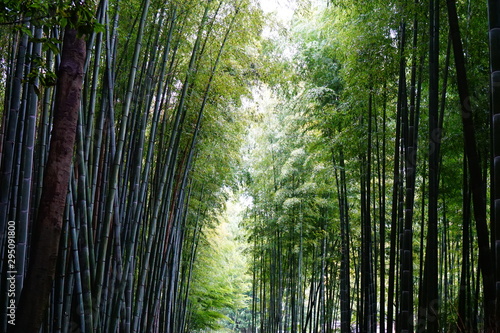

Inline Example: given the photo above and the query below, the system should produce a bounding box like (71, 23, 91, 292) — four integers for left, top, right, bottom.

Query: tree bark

(14, 27, 86, 333)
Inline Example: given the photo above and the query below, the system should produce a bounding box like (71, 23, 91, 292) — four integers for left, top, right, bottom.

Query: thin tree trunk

(334, 148, 351, 333)
(420, 0, 440, 331)
(457, 154, 471, 332)
(387, 22, 405, 333)
(361, 91, 375, 333)
(487, 0, 500, 324)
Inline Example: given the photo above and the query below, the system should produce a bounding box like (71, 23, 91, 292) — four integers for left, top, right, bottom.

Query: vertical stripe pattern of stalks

(447, 0, 495, 330)
(0, 0, 258, 332)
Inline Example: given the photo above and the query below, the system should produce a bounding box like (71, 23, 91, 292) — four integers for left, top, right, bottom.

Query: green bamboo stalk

(34, 27, 58, 220)
(84, 1, 106, 161)
(17, 26, 41, 300)
(67, 181, 86, 333)
(61, 263, 75, 332)
(108, 5, 179, 331)
(53, 202, 70, 333)
(72, 7, 108, 332)
(446, 0, 495, 329)
(93, 0, 151, 323)
(176, 186, 202, 333)
(76, 97, 94, 332)
(488, 0, 500, 324)
(0, 29, 29, 249)
(0, 30, 17, 162)
(152, 4, 241, 329)
(0, 23, 33, 311)
(131, 4, 211, 332)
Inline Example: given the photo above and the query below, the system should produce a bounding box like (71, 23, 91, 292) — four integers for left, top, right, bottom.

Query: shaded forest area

(0, 0, 500, 332)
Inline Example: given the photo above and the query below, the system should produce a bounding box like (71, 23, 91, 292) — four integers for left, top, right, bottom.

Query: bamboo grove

(241, 0, 500, 332)
(0, 0, 262, 332)
(1, 0, 500, 332)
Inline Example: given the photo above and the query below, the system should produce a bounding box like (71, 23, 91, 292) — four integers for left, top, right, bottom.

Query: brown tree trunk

(14, 27, 86, 333)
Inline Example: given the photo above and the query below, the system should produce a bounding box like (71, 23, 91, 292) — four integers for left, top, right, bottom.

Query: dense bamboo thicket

(1, 0, 500, 332)
(241, 1, 499, 332)
(0, 0, 262, 332)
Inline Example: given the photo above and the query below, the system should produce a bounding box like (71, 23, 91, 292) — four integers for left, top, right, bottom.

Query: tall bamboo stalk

(487, 0, 500, 324)
(446, 0, 495, 330)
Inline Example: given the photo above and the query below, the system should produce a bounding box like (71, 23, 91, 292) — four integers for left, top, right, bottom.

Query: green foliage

(187, 195, 252, 332)
(0, 0, 102, 35)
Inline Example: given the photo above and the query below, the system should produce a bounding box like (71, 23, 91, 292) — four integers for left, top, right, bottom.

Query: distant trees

(242, 0, 494, 332)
